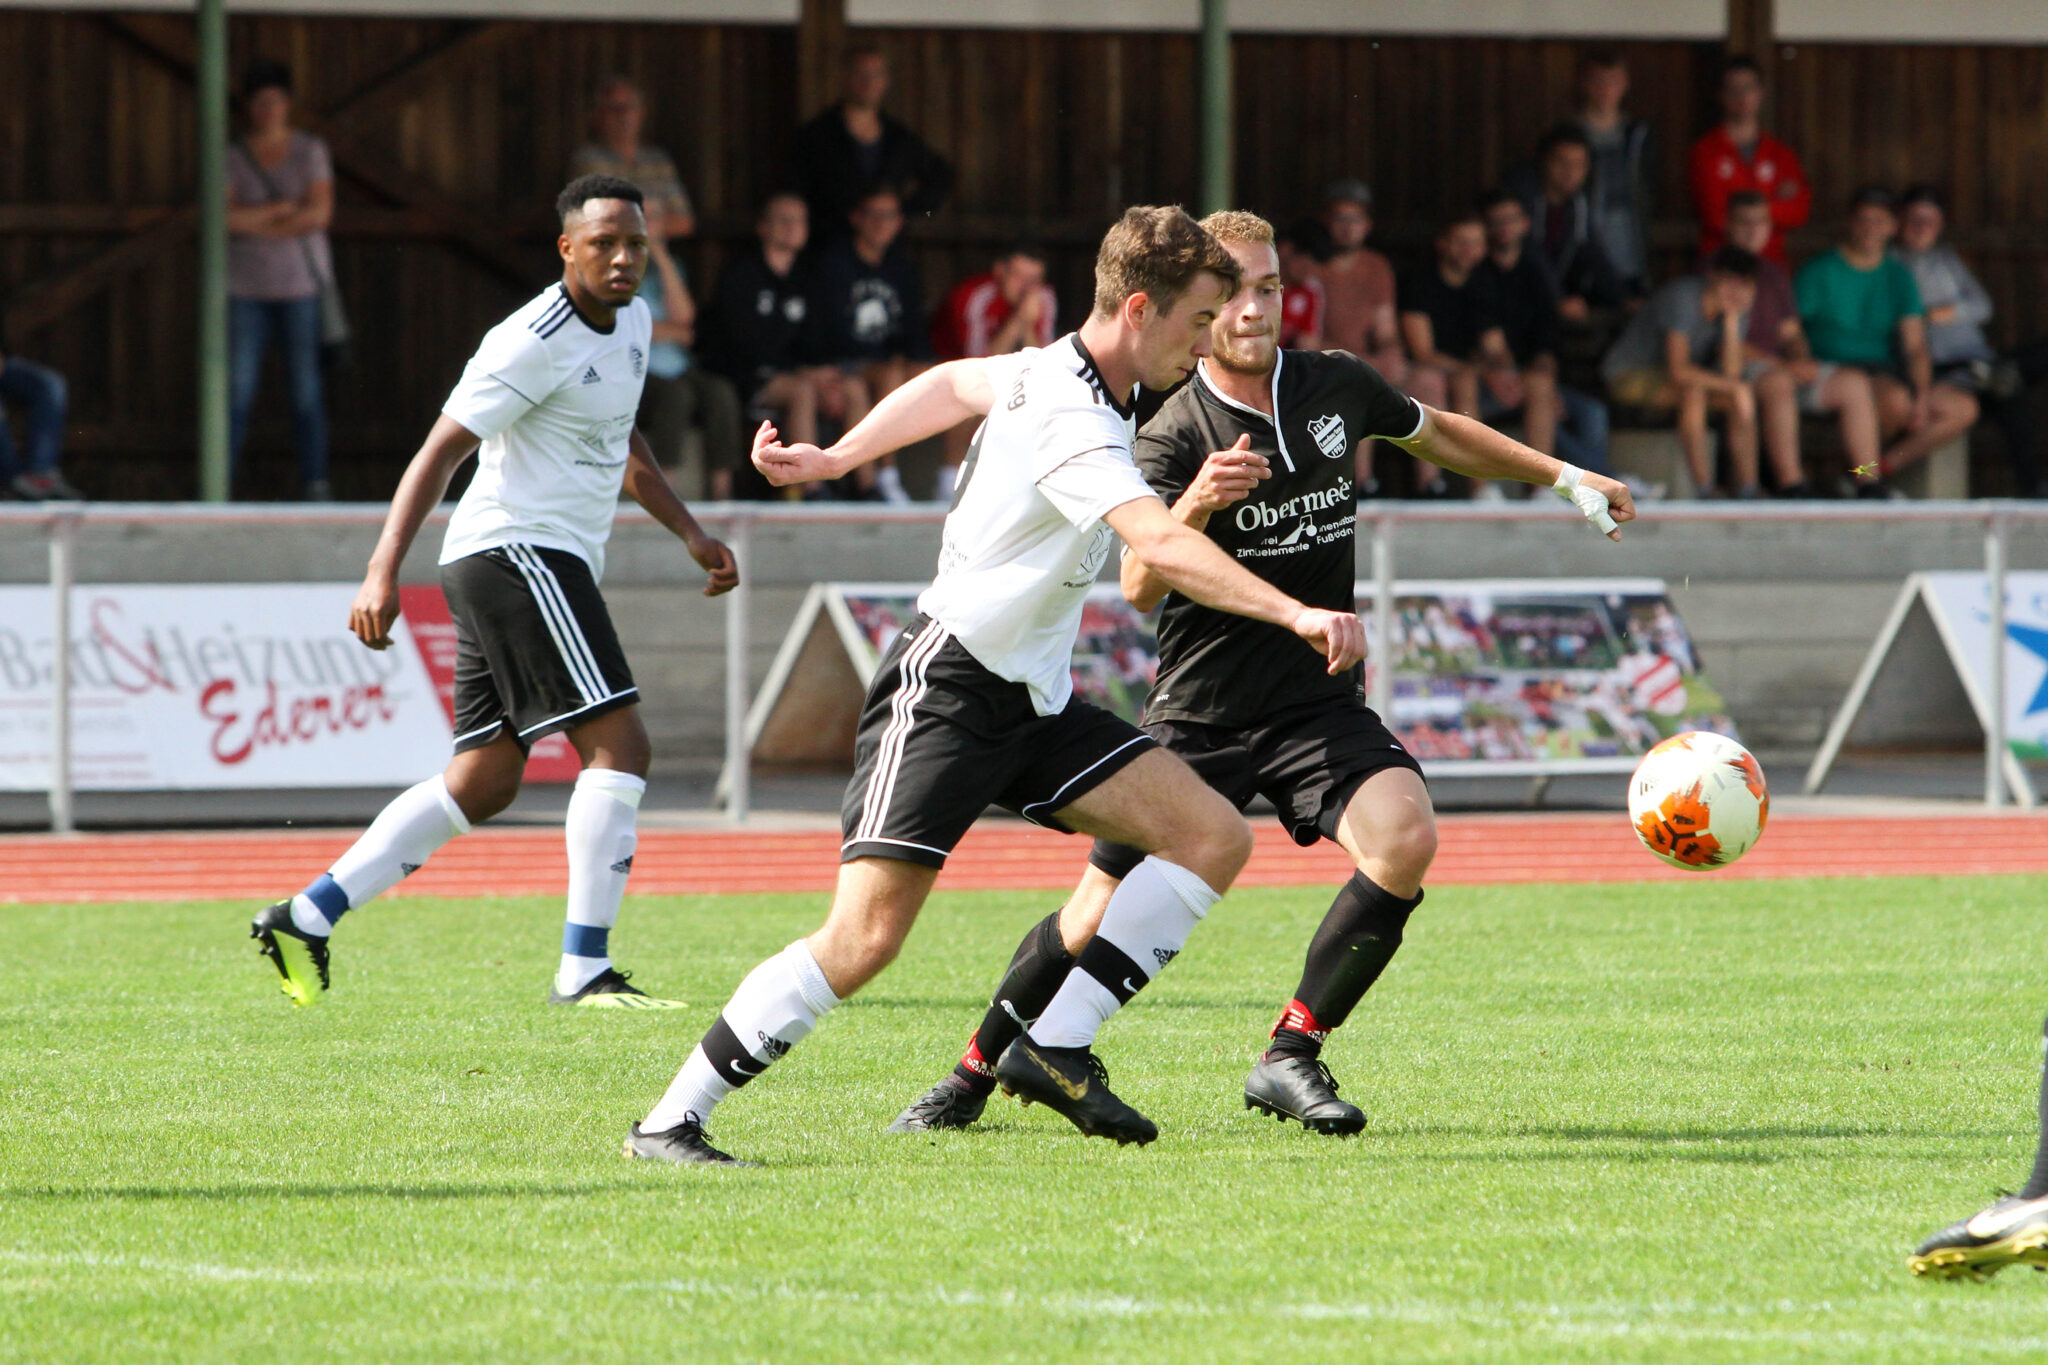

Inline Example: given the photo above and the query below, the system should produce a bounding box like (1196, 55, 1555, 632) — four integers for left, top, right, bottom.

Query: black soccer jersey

(1135, 348, 1423, 728)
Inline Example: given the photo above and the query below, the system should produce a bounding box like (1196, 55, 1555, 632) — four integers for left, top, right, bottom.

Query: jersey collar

(1066, 333, 1137, 420)
(555, 282, 618, 336)
(1195, 350, 1297, 473)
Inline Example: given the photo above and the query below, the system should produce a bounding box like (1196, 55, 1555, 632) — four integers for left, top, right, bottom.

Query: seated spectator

(702, 191, 868, 491)
(1725, 189, 1858, 497)
(788, 45, 953, 236)
(1571, 50, 1656, 299)
(1896, 185, 2044, 496)
(635, 206, 744, 499)
(226, 59, 334, 500)
(1602, 247, 1800, 498)
(1275, 217, 1331, 350)
(1310, 180, 1415, 497)
(1797, 186, 1977, 496)
(930, 245, 1056, 501)
(1476, 187, 1611, 479)
(0, 300, 77, 501)
(1399, 213, 1538, 499)
(570, 76, 694, 242)
(1508, 125, 1633, 313)
(805, 187, 930, 502)
(1690, 55, 1810, 264)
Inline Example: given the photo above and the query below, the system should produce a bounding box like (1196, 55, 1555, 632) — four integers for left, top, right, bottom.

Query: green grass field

(6, 875, 2048, 1362)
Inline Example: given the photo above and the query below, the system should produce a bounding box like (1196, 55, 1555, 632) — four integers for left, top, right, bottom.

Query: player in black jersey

(892, 211, 1632, 1136)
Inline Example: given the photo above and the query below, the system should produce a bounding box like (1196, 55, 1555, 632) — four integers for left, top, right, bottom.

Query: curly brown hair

(1091, 205, 1241, 319)
(1196, 209, 1275, 248)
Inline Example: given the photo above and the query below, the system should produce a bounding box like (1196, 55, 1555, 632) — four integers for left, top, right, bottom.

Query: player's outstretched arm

(349, 414, 483, 651)
(623, 429, 739, 597)
(1120, 434, 1270, 612)
(1105, 495, 1364, 674)
(1392, 406, 1634, 541)
(753, 359, 994, 487)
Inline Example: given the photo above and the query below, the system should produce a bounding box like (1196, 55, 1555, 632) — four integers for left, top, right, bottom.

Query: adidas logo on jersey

(581, 365, 602, 385)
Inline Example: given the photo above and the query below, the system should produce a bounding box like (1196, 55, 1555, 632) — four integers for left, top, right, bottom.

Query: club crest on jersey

(1308, 413, 1347, 459)
(629, 346, 645, 379)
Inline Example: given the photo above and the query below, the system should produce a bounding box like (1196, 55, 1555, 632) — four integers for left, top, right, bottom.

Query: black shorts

(842, 614, 1157, 869)
(1089, 697, 1422, 880)
(440, 544, 638, 754)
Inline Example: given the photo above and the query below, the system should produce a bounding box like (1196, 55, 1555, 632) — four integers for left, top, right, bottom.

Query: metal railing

(6, 498, 2047, 831)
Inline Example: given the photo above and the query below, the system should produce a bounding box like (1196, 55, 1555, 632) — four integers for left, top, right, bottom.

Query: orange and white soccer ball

(1627, 731, 1769, 871)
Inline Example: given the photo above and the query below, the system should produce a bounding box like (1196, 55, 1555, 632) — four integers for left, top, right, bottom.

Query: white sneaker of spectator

(874, 464, 912, 505)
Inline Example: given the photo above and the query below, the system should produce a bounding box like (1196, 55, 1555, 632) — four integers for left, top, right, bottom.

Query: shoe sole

(1244, 1092, 1367, 1136)
(252, 926, 323, 1008)
(557, 994, 688, 1009)
(1909, 1230, 2048, 1280)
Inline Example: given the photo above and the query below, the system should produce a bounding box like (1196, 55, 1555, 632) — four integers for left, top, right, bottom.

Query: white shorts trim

(506, 544, 609, 704)
(1019, 732, 1153, 822)
(853, 621, 951, 845)
(515, 687, 640, 739)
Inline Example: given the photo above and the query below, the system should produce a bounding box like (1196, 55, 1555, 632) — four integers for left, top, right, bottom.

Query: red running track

(4, 812, 2048, 904)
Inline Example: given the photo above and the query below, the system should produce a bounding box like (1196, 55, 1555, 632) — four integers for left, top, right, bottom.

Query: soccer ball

(1627, 731, 1769, 871)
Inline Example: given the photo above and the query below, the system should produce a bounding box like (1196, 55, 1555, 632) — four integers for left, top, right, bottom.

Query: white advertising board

(0, 584, 452, 791)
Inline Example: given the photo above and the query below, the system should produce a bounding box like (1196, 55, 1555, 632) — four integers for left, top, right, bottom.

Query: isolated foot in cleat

(1909, 1192, 2048, 1279)
(1244, 1054, 1366, 1135)
(249, 900, 330, 1007)
(887, 1075, 990, 1134)
(622, 1120, 756, 1167)
(549, 967, 685, 1009)
(994, 1038, 1157, 1146)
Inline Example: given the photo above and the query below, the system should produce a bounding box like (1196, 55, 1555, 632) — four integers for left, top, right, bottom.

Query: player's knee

(1185, 808, 1253, 888)
(1385, 812, 1439, 882)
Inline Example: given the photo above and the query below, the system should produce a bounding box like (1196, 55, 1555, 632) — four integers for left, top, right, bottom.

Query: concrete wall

(5, 506, 2043, 771)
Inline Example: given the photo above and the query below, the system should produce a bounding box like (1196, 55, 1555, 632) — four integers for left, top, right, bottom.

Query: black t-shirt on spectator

(804, 238, 929, 364)
(1475, 252, 1559, 366)
(703, 246, 813, 398)
(1400, 265, 1497, 360)
(787, 107, 954, 233)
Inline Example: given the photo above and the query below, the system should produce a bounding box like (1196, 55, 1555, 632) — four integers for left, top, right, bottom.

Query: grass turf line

(5, 876, 2048, 1363)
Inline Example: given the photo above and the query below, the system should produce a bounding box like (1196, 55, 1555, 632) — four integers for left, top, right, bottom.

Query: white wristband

(1552, 463, 1619, 536)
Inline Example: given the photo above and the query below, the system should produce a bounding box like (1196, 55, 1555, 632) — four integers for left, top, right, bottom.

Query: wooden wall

(3, 12, 2046, 498)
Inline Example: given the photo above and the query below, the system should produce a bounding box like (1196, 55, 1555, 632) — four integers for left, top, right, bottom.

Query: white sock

(933, 464, 958, 503)
(1029, 857, 1219, 1048)
(556, 768, 645, 994)
(643, 939, 840, 1132)
(875, 464, 909, 504)
(290, 775, 470, 936)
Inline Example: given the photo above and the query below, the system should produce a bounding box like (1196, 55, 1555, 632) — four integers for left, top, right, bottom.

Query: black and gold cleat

(994, 1038, 1157, 1146)
(249, 900, 330, 1007)
(1244, 1054, 1367, 1135)
(1910, 1193, 2048, 1280)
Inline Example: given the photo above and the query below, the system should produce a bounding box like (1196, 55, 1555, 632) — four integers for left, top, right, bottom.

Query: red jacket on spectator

(1689, 126, 1810, 264)
(931, 270, 1057, 360)
(1280, 276, 1325, 348)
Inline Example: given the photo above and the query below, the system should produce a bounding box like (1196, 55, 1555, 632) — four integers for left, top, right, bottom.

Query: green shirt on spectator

(1795, 249, 1923, 368)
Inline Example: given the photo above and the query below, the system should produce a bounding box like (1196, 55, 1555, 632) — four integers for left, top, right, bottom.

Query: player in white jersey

(626, 207, 1367, 1165)
(247, 175, 737, 1010)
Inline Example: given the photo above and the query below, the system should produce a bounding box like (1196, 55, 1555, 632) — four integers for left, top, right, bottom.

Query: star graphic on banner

(2006, 623, 2048, 715)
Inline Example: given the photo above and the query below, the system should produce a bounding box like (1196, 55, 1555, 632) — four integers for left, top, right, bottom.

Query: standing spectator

(1602, 247, 1799, 498)
(1476, 188, 1610, 478)
(0, 299, 78, 501)
(1725, 189, 1856, 497)
(805, 187, 929, 502)
(1309, 180, 1411, 496)
(702, 192, 868, 486)
(570, 76, 695, 242)
(1798, 187, 1977, 495)
(635, 206, 744, 500)
(1571, 50, 1656, 298)
(1690, 55, 1810, 263)
(788, 45, 953, 235)
(1275, 217, 1331, 351)
(226, 59, 334, 500)
(1508, 125, 1633, 312)
(929, 246, 1057, 501)
(1399, 213, 1539, 499)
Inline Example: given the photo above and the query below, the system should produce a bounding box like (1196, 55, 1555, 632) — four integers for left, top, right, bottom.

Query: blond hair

(1091, 205, 1241, 319)
(1197, 209, 1275, 248)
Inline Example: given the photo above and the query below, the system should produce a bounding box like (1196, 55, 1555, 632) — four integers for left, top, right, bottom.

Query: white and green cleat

(249, 901, 330, 1007)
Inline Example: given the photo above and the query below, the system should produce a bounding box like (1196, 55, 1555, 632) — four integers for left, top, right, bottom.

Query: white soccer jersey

(917, 334, 1157, 715)
(439, 284, 653, 580)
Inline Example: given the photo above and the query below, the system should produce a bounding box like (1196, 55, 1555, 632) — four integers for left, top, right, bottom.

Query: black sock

(2022, 1011, 2048, 1199)
(1265, 872, 1421, 1062)
(951, 911, 1076, 1094)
